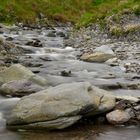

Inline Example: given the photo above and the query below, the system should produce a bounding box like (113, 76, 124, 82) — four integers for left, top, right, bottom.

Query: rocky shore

(0, 14, 140, 131)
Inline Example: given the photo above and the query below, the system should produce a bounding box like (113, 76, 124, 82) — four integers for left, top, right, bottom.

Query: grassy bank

(0, 0, 140, 26)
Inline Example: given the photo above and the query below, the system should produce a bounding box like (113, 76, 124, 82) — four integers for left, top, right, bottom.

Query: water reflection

(0, 124, 140, 140)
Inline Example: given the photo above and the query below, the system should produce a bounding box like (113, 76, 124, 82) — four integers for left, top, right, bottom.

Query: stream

(0, 25, 140, 140)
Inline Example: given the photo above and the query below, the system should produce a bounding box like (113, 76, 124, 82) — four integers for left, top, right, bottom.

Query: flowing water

(0, 25, 140, 140)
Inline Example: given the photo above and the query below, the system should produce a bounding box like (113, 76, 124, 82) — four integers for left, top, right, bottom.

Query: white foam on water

(65, 47, 74, 51)
(35, 48, 46, 55)
(0, 112, 3, 119)
(0, 98, 20, 112)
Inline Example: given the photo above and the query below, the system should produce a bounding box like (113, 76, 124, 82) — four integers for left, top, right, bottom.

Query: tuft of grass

(76, 12, 93, 27)
(109, 23, 140, 36)
(109, 26, 123, 36)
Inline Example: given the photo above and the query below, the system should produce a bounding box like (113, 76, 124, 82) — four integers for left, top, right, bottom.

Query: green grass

(0, 0, 140, 26)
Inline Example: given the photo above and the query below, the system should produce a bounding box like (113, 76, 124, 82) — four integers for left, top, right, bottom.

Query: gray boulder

(47, 31, 56, 37)
(0, 64, 47, 86)
(0, 80, 44, 97)
(137, 115, 140, 121)
(80, 45, 115, 63)
(7, 82, 115, 130)
(56, 31, 66, 37)
(94, 45, 114, 55)
(80, 52, 115, 63)
(116, 95, 140, 103)
(106, 109, 131, 125)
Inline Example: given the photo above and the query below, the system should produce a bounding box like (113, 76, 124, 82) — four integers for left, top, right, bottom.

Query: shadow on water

(0, 123, 140, 140)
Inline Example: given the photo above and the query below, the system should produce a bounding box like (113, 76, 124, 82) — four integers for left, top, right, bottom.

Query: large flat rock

(7, 82, 115, 130)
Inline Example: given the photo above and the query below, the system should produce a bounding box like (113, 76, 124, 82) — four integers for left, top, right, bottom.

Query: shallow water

(112, 89, 140, 97)
(0, 25, 140, 140)
(0, 124, 140, 140)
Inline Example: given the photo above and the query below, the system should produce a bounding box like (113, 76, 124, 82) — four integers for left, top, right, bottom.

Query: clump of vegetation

(124, 24, 140, 33)
(109, 23, 140, 36)
(109, 26, 123, 36)
(132, 4, 140, 15)
(0, 0, 140, 26)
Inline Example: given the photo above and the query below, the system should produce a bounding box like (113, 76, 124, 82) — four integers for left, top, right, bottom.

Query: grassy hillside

(0, 0, 140, 26)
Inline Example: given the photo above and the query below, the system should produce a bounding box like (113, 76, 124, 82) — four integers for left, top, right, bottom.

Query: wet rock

(106, 110, 131, 125)
(116, 95, 140, 103)
(115, 100, 129, 110)
(7, 82, 115, 130)
(61, 70, 71, 77)
(132, 75, 140, 80)
(25, 40, 42, 47)
(0, 80, 44, 97)
(117, 81, 140, 90)
(0, 64, 47, 86)
(0, 60, 5, 66)
(105, 58, 120, 66)
(19, 46, 35, 54)
(137, 114, 140, 121)
(8, 116, 82, 130)
(23, 62, 43, 67)
(56, 31, 66, 37)
(94, 45, 114, 55)
(39, 56, 52, 61)
(47, 31, 56, 37)
(0, 30, 3, 34)
(125, 108, 135, 118)
(134, 105, 140, 111)
(80, 52, 115, 63)
(6, 37, 14, 41)
(25, 41, 34, 46)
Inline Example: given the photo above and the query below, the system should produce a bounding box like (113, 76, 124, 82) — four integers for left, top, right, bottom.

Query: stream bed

(0, 25, 140, 140)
